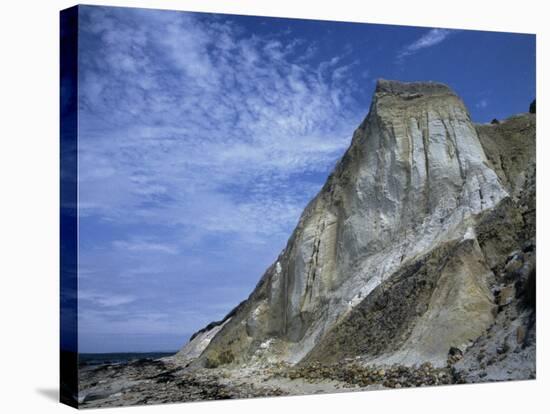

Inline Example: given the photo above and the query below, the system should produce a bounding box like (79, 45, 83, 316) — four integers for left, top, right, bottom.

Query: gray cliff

(176, 80, 536, 374)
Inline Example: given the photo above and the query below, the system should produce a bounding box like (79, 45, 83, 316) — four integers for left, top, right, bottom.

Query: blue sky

(76, 5, 535, 353)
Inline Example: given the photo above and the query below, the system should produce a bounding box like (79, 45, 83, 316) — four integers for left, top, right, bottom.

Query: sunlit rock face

(178, 80, 522, 368)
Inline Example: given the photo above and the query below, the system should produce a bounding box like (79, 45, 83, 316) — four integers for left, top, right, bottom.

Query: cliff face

(177, 80, 535, 371)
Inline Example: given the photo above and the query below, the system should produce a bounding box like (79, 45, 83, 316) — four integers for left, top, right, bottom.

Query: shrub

(529, 99, 536, 114)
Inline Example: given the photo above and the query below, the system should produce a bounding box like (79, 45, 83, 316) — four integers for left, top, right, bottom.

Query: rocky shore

(78, 358, 286, 408)
(79, 323, 535, 409)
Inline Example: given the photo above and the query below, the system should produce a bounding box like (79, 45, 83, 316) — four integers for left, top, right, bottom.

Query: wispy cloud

(397, 28, 453, 59)
(77, 6, 364, 349)
(78, 8, 361, 244)
(476, 99, 489, 109)
(79, 291, 137, 307)
(112, 239, 178, 255)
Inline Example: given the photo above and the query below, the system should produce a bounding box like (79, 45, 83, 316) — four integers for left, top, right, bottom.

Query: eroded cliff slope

(177, 80, 535, 374)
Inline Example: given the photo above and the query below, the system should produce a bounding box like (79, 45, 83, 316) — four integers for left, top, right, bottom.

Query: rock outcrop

(177, 80, 535, 373)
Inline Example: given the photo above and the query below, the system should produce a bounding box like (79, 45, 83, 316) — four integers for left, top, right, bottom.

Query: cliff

(176, 80, 536, 373)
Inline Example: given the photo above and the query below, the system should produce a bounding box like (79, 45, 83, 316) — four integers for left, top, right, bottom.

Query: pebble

(516, 326, 526, 344)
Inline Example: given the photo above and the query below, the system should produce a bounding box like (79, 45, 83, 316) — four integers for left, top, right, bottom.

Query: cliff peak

(375, 78, 456, 98)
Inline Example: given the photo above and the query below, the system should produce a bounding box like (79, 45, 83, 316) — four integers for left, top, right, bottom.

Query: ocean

(79, 352, 176, 367)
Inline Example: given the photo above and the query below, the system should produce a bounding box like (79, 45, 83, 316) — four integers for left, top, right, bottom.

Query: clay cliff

(176, 80, 536, 377)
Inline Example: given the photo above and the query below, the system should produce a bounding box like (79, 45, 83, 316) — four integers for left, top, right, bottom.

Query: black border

(60, 5, 79, 408)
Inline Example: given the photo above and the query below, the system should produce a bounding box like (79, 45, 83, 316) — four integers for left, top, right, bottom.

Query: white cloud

(112, 239, 178, 255)
(78, 8, 363, 244)
(397, 28, 453, 59)
(76, 7, 366, 346)
(476, 99, 489, 109)
(79, 291, 137, 307)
